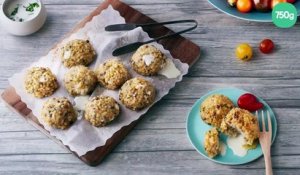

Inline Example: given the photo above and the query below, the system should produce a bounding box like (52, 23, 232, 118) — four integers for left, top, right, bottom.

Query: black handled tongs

(105, 20, 198, 56)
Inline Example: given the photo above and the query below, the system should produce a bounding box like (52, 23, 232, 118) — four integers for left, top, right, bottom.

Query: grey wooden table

(1, 0, 300, 174)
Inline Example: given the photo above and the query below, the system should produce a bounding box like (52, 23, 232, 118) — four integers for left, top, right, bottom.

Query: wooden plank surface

(0, 0, 300, 174)
(1, 0, 200, 166)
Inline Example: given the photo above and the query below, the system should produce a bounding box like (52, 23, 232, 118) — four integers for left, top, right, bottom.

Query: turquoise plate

(186, 88, 277, 165)
(208, 0, 300, 22)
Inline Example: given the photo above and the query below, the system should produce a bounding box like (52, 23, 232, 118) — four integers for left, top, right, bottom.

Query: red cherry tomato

(259, 39, 274, 54)
(238, 93, 264, 112)
(286, 0, 296, 3)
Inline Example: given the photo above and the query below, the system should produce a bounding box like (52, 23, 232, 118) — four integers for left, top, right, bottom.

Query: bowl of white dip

(0, 0, 47, 36)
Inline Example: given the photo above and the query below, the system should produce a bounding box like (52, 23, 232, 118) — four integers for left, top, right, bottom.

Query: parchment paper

(9, 6, 189, 156)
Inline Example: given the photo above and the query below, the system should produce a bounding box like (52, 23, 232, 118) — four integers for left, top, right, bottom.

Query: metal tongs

(105, 20, 198, 56)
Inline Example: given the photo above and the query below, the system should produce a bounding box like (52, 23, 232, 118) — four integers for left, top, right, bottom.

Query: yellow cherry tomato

(228, 0, 238, 7)
(272, 0, 286, 9)
(235, 43, 253, 61)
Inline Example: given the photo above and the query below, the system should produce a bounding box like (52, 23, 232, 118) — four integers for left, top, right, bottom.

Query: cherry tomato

(259, 39, 274, 54)
(272, 0, 286, 9)
(237, 0, 253, 13)
(228, 0, 238, 7)
(235, 43, 253, 61)
(254, 0, 272, 12)
(286, 0, 296, 3)
(228, 0, 238, 6)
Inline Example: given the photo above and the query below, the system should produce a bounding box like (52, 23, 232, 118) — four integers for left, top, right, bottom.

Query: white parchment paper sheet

(9, 6, 189, 156)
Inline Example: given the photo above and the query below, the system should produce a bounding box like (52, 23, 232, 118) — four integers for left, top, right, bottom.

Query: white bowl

(0, 0, 47, 36)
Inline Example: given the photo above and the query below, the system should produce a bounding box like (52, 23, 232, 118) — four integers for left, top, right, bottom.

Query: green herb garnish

(10, 7, 19, 16)
(25, 3, 40, 12)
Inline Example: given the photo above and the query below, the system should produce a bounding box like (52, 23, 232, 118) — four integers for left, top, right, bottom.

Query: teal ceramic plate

(208, 0, 300, 22)
(186, 88, 277, 165)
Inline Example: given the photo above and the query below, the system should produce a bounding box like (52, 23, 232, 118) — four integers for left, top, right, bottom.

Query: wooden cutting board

(1, 0, 200, 166)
